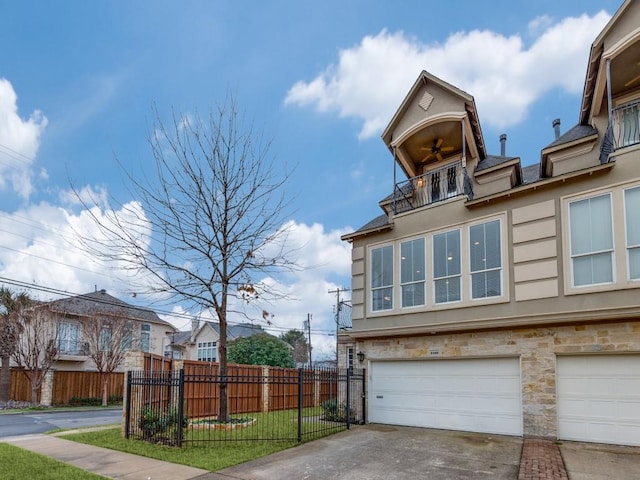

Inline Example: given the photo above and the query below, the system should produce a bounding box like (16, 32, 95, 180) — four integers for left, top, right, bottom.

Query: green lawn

(61, 408, 344, 472)
(0, 443, 106, 480)
(62, 427, 297, 471)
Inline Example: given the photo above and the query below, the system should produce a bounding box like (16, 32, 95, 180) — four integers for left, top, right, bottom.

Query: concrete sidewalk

(2, 433, 213, 480)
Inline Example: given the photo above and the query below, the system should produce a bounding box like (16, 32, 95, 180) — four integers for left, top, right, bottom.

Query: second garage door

(557, 355, 640, 446)
(369, 357, 522, 436)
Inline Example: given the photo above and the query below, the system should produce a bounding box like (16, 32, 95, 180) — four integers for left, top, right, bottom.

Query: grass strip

(0, 443, 106, 480)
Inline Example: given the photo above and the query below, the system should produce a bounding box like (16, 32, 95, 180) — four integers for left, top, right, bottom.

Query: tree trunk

(0, 354, 10, 403)
(30, 372, 39, 404)
(102, 374, 109, 407)
(218, 317, 229, 422)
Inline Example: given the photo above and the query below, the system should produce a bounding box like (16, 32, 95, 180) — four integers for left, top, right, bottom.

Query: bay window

(400, 238, 425, 307)
(625, 186, 640, 280)
(433, 229, 461, 303)
(371, 245, 393, 311)
(470, 220, 502, 298)
(569, 194, 614, 286)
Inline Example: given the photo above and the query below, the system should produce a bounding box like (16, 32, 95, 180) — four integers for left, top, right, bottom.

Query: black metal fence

(125, 366, 365, 447)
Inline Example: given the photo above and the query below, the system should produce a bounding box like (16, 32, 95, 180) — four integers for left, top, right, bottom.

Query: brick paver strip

(518, 438, 569, 480)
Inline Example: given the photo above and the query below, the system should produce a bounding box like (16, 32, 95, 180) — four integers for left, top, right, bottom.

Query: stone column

(40, 370, 54, 406)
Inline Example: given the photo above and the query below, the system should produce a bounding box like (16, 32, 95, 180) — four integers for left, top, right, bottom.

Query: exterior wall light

(357, 351, 365, 363)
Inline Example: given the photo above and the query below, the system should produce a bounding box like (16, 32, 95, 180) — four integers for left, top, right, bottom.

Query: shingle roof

(544, 124, 598, 149)
(46, 290, 170, 326)
(522, 164, 541, 184)
(475, 155, 519, 172)
(197, 321, 265, 341)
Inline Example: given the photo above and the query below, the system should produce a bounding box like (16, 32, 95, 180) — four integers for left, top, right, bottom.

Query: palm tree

(0, 288, 30, 403)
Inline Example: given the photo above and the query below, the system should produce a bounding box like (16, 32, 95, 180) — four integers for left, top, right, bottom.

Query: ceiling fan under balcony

(420, 138, 455, 163)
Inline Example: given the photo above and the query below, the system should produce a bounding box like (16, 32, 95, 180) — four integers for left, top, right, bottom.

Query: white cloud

(0, 78, 48, 199)
(0, 201, 351, 360)
(285, 11, 611, 138)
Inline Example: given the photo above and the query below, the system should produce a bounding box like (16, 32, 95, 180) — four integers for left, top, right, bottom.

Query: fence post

(176, 369, 185, 447)
(346, 367, 351, 430)
(262, 366, 269, 413)
(297, 368, 303, 442)
(40, 370, 54, 406)
(125, 371, 132, 439)
(361, 368, 366, 425)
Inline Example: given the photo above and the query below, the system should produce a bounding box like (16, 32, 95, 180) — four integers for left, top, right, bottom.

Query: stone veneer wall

(362, 320, 640, 438)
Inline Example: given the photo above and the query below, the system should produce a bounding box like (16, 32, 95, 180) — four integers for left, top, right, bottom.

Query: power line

(0, 275, 338, 336)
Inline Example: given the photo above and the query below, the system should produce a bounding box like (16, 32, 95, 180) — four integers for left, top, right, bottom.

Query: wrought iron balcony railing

(393, 161, 466, 214)
(612, 100, 640, 150)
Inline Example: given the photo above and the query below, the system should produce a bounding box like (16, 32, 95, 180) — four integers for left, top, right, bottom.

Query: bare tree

(12, 306, 60, 404)
(81, 315, 133, 406)
(76, 99, 296, 421)
(0, 288, 31, 403)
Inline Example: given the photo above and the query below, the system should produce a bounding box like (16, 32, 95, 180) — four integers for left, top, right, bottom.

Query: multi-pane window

(470, 220, 502, 298)
(99, 327, 111, 351)
(569, 194, 614, 287)
(140, 324, 151, 352)
(400, 238, 425, 307)
(347, 347, 354, 370)
(433, 229, 461, 303)
(625, 187, 640, 280)
(58, 321, 80, 354)
(371, 245, 393, 311)
(197, 341, 217, 362)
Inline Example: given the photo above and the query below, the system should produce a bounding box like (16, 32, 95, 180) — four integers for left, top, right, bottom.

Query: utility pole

(328, 287, 350, 368)
(303, 313, 312, 369)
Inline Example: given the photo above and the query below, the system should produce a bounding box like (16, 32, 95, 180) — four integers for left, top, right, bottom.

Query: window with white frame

(197, 341, 217, 362)
(625, 186, 640, 280)
(400, 238, 425, 307)
(99, 327, 111, 351)
(569, 194, 614, 287)
(470, 220, 502, 298)
(140, 323, 151, 352)
(433, 229, 461, 303)
(371, 245, 393, 311)
(347, 347, 354, 370)
(58, 321, 80, 354)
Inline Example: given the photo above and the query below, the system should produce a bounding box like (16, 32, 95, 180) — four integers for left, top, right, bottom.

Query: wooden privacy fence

(10, 369, 124, 406)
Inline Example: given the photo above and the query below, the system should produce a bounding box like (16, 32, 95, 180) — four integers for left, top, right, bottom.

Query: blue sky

(0, 0, 622, 358)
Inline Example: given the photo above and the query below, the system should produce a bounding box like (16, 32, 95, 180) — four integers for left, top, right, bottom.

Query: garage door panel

(557, 355, 640, 446)
(369, 358, 522, 436)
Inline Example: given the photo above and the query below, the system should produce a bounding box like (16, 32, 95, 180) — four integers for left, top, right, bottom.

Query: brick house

(340, 0, 640, 446)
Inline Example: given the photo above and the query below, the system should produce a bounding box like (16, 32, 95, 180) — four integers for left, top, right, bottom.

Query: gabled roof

(341, 214, 392, 242)
(475, 155, 520, 172)
(46, 289, 172, 327)
(543, 124, 599, 150)
(189, 321, 266, 343)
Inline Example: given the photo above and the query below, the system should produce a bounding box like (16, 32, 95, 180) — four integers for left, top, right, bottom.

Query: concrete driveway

(207, 424, 522, 480)
(561, 440, 640, 480)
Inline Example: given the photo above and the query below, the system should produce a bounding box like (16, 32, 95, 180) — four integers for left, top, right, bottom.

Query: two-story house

(340, 0, 640, 447)
(46, 289, 176, 371)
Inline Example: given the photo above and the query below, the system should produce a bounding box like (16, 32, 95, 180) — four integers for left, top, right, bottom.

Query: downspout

(600, 58, 614, 164)
(392, 139, 397, 214)
(461, 118, 474, 200)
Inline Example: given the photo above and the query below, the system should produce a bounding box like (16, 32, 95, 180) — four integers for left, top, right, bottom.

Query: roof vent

(500, 134, 507, 156)
(553, 118, 561, 140)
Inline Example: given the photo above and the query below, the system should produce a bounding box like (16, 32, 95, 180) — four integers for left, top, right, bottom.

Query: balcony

(393, 161, 467, 214)
(613, 100, 640, 150)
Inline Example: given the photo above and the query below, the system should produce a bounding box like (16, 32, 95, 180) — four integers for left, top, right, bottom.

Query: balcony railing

(393, 161, 466, 214)
(612, 100, 640, 150)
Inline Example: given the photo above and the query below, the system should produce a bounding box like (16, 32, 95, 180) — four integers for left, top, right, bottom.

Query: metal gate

(125, 366, 365, 447)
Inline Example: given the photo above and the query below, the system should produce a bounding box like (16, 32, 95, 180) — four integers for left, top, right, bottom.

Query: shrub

(138, 406, 188, 439)
(69, 397, 101, 406)
(321, 398, 349, 422)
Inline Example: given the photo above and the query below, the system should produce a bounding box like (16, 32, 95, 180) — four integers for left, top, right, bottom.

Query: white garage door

(557, 355, 640, 446)
(369, 357, 522, 436)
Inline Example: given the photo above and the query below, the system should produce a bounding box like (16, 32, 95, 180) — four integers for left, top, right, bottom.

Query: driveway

(207, 424, 522, 480)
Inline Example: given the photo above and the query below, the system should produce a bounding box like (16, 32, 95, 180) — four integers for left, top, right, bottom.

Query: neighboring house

(45, 289, 176, 371)
(340, 1, 640, 447)
(166, 320, 266, 362)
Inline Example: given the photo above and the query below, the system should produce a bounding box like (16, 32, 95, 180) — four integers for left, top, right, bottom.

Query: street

(0, 408, 122, 438)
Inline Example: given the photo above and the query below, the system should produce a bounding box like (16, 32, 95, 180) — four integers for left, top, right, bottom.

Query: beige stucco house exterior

(46, 289, 176, 372)
(340, 0, 640, 446)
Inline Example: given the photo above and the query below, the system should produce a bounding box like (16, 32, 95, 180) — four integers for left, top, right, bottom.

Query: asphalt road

(0, 408, 122, 438)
